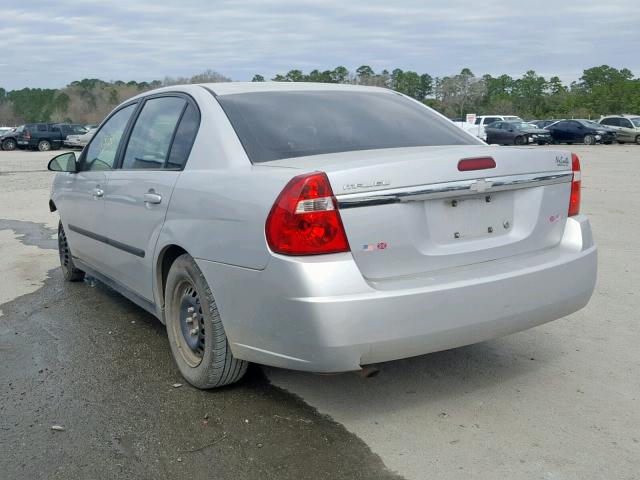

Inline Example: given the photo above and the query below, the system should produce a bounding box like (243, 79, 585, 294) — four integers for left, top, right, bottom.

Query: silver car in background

(48, 83, 597, 388)
(64, 127, 97, 149)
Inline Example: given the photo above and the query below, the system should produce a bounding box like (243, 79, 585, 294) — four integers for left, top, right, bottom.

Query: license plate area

(426, 192, 513, 243)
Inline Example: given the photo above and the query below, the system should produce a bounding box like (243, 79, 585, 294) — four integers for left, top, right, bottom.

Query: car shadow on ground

(264, 329, 559, 422)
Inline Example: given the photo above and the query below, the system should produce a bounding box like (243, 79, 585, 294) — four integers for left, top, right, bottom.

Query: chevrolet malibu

(47, 83, 597, 388)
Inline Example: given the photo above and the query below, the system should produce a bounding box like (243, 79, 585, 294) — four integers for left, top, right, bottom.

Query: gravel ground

(0, 145, 638, 479)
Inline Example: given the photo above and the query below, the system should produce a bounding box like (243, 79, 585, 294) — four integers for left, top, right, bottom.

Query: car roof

(129, 82, 392, 101)
(200, 81, 390, 96)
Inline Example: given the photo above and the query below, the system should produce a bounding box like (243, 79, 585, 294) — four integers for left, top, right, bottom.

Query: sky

(1, 0, 638, 90)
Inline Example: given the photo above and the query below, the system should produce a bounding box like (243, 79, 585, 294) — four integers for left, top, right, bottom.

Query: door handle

(92, 187, 104, 198)
(143, 192, 162, 204)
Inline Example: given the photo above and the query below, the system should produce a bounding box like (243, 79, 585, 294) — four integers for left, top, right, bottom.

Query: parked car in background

(47, 82, 596, 389)
(64, 127, 96, 148)
(458, 115, 523, 141)
(485, 120, 552, 145)
(1, 125, 22, 151)
(15, 123, 87, 151)
(546, 119, 616, 145)
(598, 115, 640, 144)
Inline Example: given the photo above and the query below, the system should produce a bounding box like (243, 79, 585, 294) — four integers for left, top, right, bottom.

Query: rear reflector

(457, 157, 496, 171)
(568, 153, 581, 216)
(266, 172, 350, 255)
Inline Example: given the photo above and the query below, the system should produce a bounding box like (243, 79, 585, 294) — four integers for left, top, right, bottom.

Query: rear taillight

(266, 172, 350, 255)
(24, 130, 31, 140)
(568, 153, 581, 216)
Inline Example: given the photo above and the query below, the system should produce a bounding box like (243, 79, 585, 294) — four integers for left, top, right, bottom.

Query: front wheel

(514, 136, 526, 145)
(583, 134, 595, 145)
(165, 254, 248, 389)
(635, 135, 640, 145)
(2, 138, 16, 151)
(58, 222, 85, 282)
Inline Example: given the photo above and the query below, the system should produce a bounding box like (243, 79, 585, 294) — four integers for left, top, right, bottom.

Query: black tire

(2, 138, 16, 151)
(37, 140, 52, 151)
(603, 141, 613, 145)
(58, 222, 85, 282)
(514, 136, 526, 145)
(636, 135, 640, 145)
(165, 253, 248, 389)
(618, 141, 625, 144)
(583, 134, 595, 145)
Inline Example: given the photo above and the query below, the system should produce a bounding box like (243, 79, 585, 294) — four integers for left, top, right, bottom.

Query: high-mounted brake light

(568, 153, 581, 216)
(457, 157, 496, 171)
(266, 172, 350, 255)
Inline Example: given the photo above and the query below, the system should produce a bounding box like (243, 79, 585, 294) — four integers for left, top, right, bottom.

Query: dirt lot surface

(1, 145, 638, 479)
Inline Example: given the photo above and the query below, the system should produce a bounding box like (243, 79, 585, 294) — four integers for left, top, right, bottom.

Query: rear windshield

(217, 91, 480, 163)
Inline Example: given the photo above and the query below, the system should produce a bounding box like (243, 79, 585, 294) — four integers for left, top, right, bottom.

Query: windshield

(512, 122, 536, 130)
(577, 120, 602, 128)
(217, 91, 480, 163)
(631, 117, 640, 127)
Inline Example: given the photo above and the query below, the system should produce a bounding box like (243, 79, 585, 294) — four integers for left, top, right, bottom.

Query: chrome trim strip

(336, 171, 573, 209)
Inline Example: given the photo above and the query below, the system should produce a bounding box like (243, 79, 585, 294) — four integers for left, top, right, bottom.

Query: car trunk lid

(265, 145, 574, 280)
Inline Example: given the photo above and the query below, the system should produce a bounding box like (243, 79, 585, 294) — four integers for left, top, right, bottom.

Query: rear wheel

(583, 134, 595, 145)
(58, 222, 85, 282)
(514, 136, 526, 145)
(2, 138, 16, 151)
(165, 254, 248, 389)
(37, 140, 51, 151)
(635, 135, 640, 145)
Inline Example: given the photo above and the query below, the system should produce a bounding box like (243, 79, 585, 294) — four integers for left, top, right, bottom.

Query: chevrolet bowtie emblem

(469, 179, 493, 193)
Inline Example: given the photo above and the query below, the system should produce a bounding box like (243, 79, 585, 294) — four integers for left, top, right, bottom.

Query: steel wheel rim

(172, 280, 205, 367)
(40, 141, 51, 151)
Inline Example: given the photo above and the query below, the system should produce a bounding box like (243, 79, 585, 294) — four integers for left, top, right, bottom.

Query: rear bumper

(197, 215, 596, 373)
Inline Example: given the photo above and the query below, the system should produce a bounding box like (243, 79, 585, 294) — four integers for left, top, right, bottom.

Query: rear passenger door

(618, 118, 635, 142)
(101, 94, 200, 302)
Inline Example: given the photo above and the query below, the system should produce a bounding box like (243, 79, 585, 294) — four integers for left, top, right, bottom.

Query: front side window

(217, 91, 480, 163)
(121, 96, 186, 170)
(82, 104, 136, 171)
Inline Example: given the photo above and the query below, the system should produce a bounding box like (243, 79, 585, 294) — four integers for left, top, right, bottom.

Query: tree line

(1, 65, 638, 126)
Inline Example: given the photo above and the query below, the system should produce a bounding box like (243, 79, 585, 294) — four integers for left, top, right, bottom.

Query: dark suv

(16, 123, 88, 151)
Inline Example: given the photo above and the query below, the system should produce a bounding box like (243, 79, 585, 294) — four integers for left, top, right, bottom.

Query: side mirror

(48, 152, 77, 173)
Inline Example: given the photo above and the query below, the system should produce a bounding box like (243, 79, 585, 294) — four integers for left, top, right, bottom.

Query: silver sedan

(47, 83, 597, 388)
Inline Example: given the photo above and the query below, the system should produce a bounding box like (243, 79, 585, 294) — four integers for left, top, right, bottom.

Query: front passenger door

(61, 103, 137, 272)
(102, 95, 200, 302)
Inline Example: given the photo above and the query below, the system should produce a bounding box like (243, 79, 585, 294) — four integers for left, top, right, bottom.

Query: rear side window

(601, 118, 618, 126)
(217, 91, 480, 163)
(37, 124, 47, 132)
(121, 96, 186, 170)
(166, 103, 199, 169)
(620, 118, 633, 128)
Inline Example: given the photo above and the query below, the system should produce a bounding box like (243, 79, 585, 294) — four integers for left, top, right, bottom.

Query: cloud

(1, 0, 638, 89)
